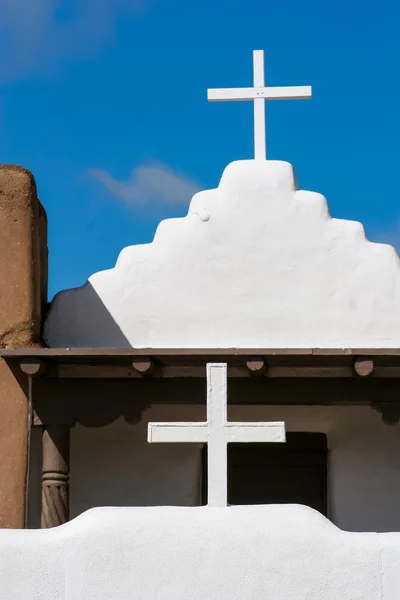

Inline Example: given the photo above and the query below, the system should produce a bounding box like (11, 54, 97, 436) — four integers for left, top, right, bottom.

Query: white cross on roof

(208, 50, 312, 160)
(148, 363, 286, 507)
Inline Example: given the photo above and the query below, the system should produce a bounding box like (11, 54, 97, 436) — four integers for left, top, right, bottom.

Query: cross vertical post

(253, 50, 266, 161)
(206, 363, 228, 508)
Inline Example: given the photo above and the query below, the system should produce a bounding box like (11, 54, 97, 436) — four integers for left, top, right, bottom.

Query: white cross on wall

(207, 50, 312, 161)
(148, 363, 286, 507)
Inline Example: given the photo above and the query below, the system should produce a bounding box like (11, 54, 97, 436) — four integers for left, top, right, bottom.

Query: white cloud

(0, 0, 146, 82)
(89, 163, 201, 207)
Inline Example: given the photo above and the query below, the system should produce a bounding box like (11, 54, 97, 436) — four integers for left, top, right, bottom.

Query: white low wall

(3, 504, 400, 600)
(28, 405, 400, 532)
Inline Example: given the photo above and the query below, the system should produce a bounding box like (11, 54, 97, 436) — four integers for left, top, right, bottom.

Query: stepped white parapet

(1, 505, 400, 600)
(44, 160, 400, 348)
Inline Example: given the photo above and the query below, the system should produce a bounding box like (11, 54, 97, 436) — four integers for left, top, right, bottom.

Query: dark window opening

(201, 432, 328, 516)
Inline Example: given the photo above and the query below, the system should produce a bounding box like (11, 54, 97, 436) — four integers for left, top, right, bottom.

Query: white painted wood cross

(148, 363, 286, 507)
(208, 50, 312, 160)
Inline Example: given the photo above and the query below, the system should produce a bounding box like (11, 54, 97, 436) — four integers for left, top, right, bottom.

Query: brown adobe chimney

(0, 165, 48, 528)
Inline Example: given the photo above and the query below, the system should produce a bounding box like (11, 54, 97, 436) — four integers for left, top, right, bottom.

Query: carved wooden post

(41, 425, 70, 528)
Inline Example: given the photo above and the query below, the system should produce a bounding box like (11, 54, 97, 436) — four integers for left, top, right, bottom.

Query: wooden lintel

(268, 366, 353, 378)
(7, 347, 400, 360)
(56, 364, 247, 379)
(51, 363, 400, 379)
(20, 358, 47, 377)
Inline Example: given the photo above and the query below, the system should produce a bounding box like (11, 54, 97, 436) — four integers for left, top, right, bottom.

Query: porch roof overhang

(3, 348, 400, 427)
(2, 347, 400, 379)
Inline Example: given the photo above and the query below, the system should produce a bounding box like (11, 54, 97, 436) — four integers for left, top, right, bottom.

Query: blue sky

(1, 0, 400, 298)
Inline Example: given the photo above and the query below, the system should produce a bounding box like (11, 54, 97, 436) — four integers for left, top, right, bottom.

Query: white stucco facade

(28, 404, 400, 533)
(44, 159, 400, 349)
(5, 45, 400, 597)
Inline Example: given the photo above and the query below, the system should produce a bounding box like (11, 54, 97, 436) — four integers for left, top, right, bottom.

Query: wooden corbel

(246, 359, 267, 376)
(20, 357, 47, 377)
(132, 358, 156, 377)
(354, 357, 374, 378)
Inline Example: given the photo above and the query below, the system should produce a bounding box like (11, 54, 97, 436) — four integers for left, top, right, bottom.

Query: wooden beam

(246, 359, 266, 376)
(5, 347, 400, 359)
(374, 367, 400, 377)
(132, 358, 155, 377)
(56, 364, 248, 379)
(268, 366, 353, 378)
(354, 357, 374, 377)
(57, 364, 141, 379)
(1, 347, 315, 358)
(20, 358, 47, 377)
(41, 425, 70, 528)
(55, 364, 358, 379)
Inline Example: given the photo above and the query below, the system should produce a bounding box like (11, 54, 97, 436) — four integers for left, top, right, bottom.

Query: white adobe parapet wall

(2, 504, 400, 600)
(44, 160, 400, 348)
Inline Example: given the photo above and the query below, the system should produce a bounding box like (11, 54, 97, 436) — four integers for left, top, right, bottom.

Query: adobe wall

(0, 165, 47, 528)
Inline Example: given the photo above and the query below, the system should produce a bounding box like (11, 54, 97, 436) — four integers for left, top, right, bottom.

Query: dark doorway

(201, 432, 328, 516)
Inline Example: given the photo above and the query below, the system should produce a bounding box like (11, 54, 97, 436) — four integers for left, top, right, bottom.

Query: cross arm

(207, 86, 312, 102)
(224, 422, 286, 443)
(148, 422, 209, 443)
